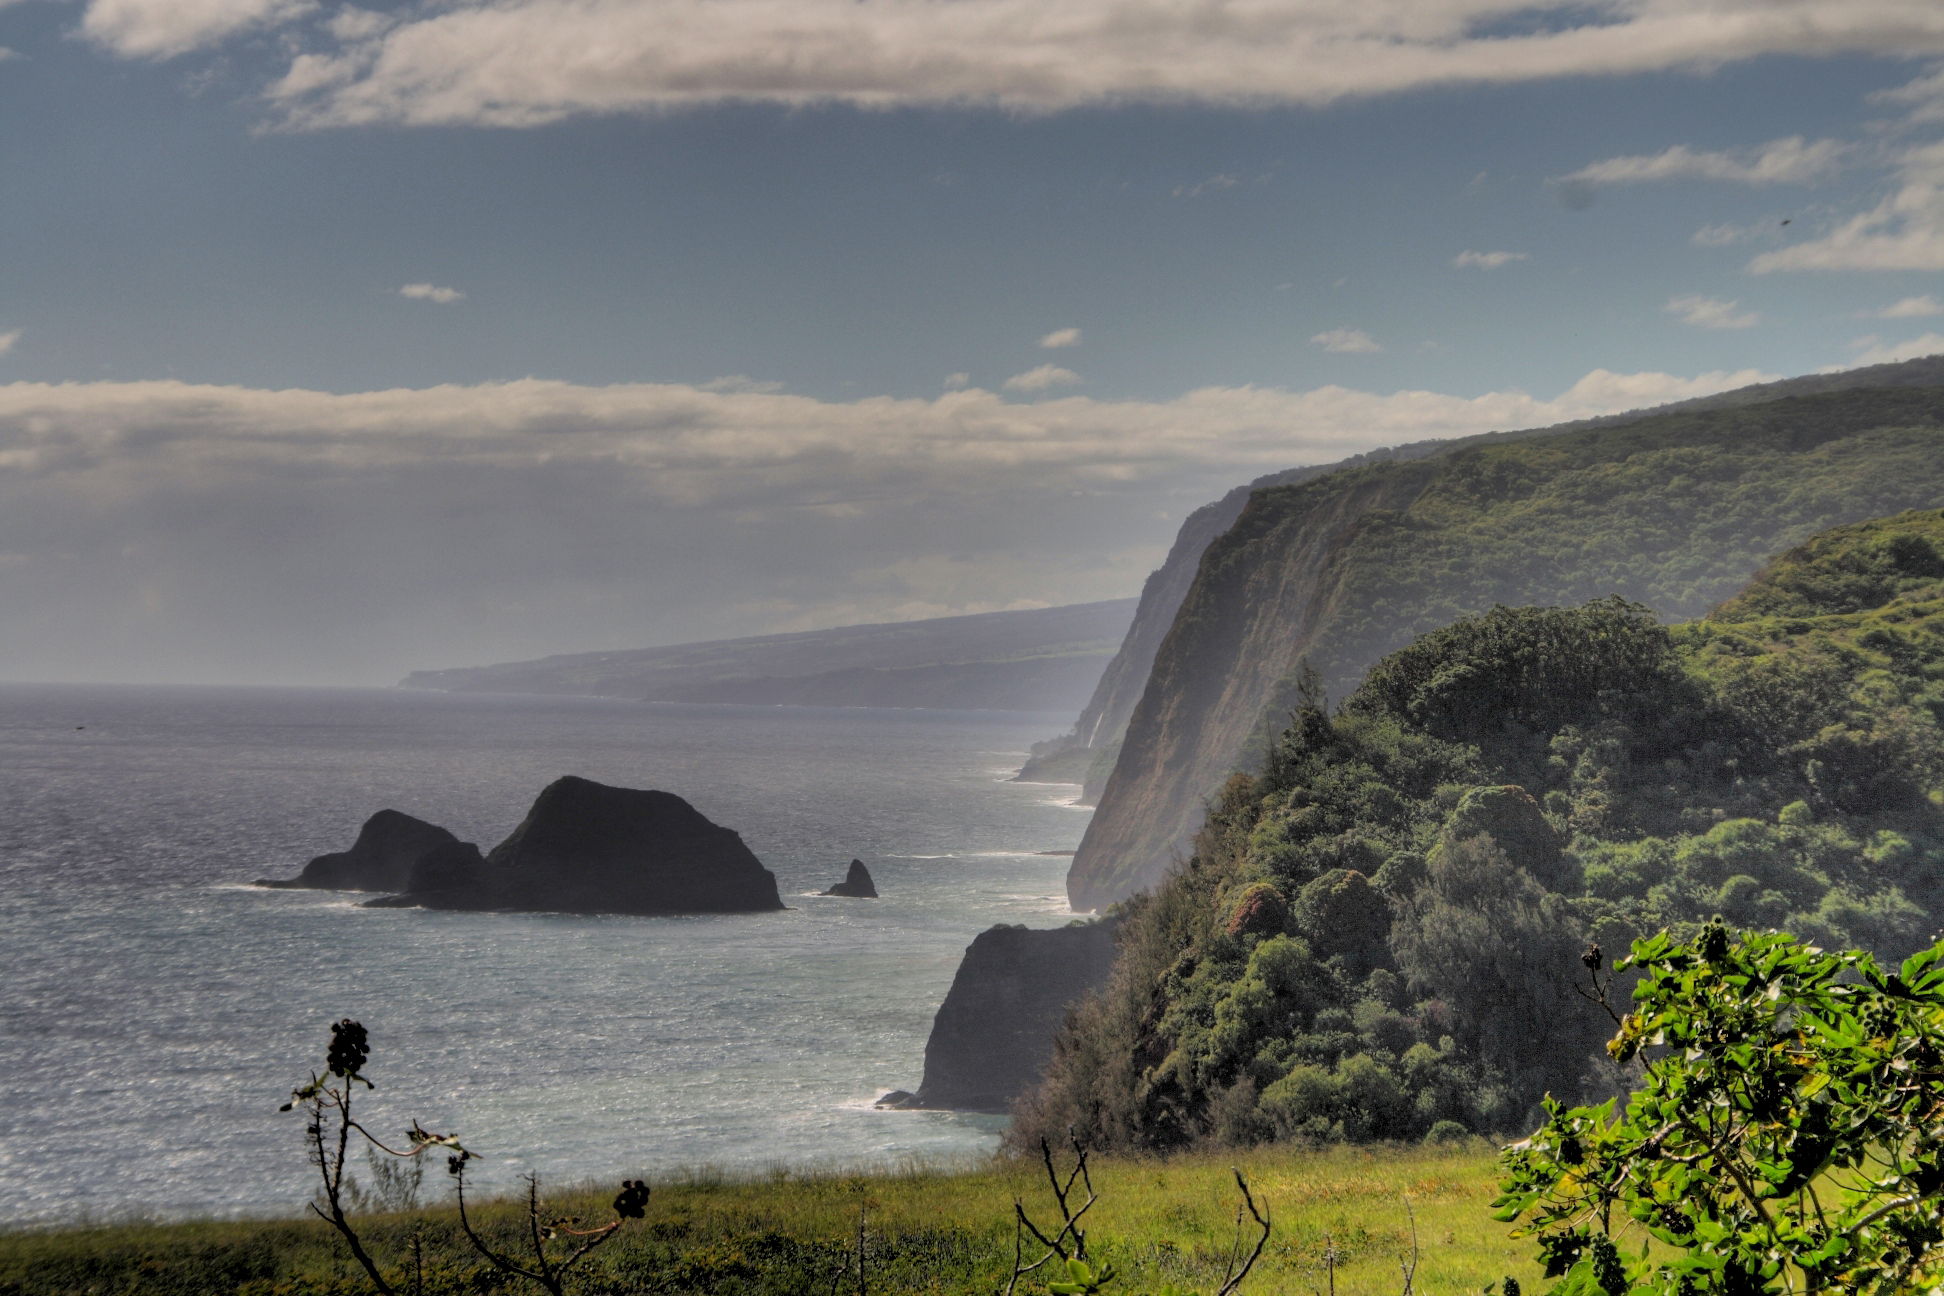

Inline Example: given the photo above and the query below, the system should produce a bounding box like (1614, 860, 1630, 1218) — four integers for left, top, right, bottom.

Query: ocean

(0, 683, 1088, 1226)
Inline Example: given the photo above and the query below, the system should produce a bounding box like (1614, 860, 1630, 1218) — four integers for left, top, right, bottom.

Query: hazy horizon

(8, 2, 1944, 685)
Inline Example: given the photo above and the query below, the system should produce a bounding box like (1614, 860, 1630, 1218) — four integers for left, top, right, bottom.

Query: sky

(9, 2, 1944, 685)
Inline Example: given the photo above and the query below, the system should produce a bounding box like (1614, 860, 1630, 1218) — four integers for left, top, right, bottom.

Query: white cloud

(1002, 364, 1082, 392)
(698, 374, 785, 393)
(943, 372, 971, 390)
(1452, 250, 1527, 269)
(0, 369, 1779, 498)
(1872, 295, 1944, 318)
(81, 0, 314, 59)
(1692, 222, 1767, 247)
(230, 3, 1944, 129)
(1559, 136, 1847, 188)
(325, 6, 391, 42)
(1038, 327, 1082, 349)
(0, 330, 18, 357)
(1173, 173, 1241, 199)
(399, 282, 464, 304)
(1872, 64, 1944, 126)
(1749, 141, 1944, 272)
(1311, 327, 1383, 354)
(0, 365, 1783, 681)
(1665, 294, 1761, 329)
(1844, 332, 1944, 365)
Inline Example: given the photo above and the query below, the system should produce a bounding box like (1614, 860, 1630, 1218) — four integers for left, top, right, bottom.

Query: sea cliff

(1067, 384, 1944, 909)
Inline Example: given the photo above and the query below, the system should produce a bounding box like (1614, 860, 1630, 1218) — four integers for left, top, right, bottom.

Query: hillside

(401, 598, 1137, 712)
(1018, 510, 1944, 1153)
(1067, 383, 1944, 910)
(1018, 355, 1944, 800)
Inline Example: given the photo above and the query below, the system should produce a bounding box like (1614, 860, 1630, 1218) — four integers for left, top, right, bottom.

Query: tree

(1493, 924, 1944, 1294)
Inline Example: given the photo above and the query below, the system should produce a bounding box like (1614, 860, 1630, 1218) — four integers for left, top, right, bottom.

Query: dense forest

(1017, 509, 1944, 1152)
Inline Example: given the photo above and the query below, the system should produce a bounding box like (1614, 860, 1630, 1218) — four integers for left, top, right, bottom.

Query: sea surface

(0, 683, 1090, 1226)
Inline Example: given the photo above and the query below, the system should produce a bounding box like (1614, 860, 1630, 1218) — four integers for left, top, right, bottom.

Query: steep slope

(403, 598, 1136, 713)
(1070, 386, 1944, 910)
(1015, 451, 1409, 793)
(1020, 355, 1944, 798)
(1018, 511, 1944, 1151)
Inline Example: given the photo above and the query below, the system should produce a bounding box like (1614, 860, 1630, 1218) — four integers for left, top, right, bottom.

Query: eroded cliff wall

(1067, 386, 1944, 909)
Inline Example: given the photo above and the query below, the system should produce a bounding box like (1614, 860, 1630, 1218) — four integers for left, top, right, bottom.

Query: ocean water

(0, 684, 1089, 1226)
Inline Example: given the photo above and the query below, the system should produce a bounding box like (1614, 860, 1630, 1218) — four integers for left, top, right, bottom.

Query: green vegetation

(1076, 384, 1944, 909)
(0, 1144, 1532, 1294)
(1499, 923, 1944, 1294)
(1021, 510, 1944, 1155)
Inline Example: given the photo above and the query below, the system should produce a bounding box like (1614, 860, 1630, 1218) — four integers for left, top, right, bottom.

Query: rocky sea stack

(883, 919, 1118, 1113)
(820, 859, 877, 898)
(267, 777, 785, 916)
(255, 809, 477, 892)
(392, 776, 784, 915)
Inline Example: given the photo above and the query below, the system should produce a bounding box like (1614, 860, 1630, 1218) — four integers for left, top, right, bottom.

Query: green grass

(0, 1144, 1538, 1294)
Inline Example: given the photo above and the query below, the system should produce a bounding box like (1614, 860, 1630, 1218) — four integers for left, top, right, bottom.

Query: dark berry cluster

(613, 1179, 651, 1219)
(1698, 920, 1730, 964)
(1589, 1234, 1626, 1293)
(327, 1018, 370, 1078)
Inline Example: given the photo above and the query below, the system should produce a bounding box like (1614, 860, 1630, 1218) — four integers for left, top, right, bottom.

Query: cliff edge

(1068, 385, 1944, 910)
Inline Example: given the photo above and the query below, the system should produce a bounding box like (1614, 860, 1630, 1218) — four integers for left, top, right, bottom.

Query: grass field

(0, 1142, 1540, 1294)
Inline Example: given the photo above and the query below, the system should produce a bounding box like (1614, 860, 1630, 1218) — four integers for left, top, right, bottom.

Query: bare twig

(856, 1200, 869, 1296)
(1215, 1169, 1271, 1296)
(1398, 1196, 1418, 1296)
(1005, 1137, 1101, 1294)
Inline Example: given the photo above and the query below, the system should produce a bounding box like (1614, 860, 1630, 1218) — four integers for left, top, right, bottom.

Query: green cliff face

(1068, 385, 1944, 911)
(1025, 357, 1944, 805)
(1017, 510, 1944, 1153)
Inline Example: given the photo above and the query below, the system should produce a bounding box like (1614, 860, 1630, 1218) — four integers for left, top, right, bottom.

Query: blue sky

(8, 1, 1944, 684)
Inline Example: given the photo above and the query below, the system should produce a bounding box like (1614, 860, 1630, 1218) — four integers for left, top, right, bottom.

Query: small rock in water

(820, 858, 877, 898)
(873, 1090, 919, 1109)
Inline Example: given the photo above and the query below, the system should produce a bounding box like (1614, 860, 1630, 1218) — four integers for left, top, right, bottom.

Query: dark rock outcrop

(383, 775, 785, 915)
(907, 920, 1118, 1113)
(820, 859, 877, 897)
(256, 810, 468, 892)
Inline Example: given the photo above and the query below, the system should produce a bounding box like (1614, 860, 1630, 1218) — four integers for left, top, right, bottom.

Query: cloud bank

(63, 0, 1944, 128)
(1559, 135, 1848, 188)
(0, 368, 1772, 683)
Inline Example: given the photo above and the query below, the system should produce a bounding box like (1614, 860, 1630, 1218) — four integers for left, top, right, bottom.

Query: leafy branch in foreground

(1494, 923, 1944, 1294)
(281, 1017, 649, 1296)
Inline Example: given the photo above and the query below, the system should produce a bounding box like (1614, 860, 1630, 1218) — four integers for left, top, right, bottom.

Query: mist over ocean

(0, 684, 1087, 1225)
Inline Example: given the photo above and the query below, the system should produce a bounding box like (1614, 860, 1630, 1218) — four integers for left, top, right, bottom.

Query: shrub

(1494, 923, 1944, 1294)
